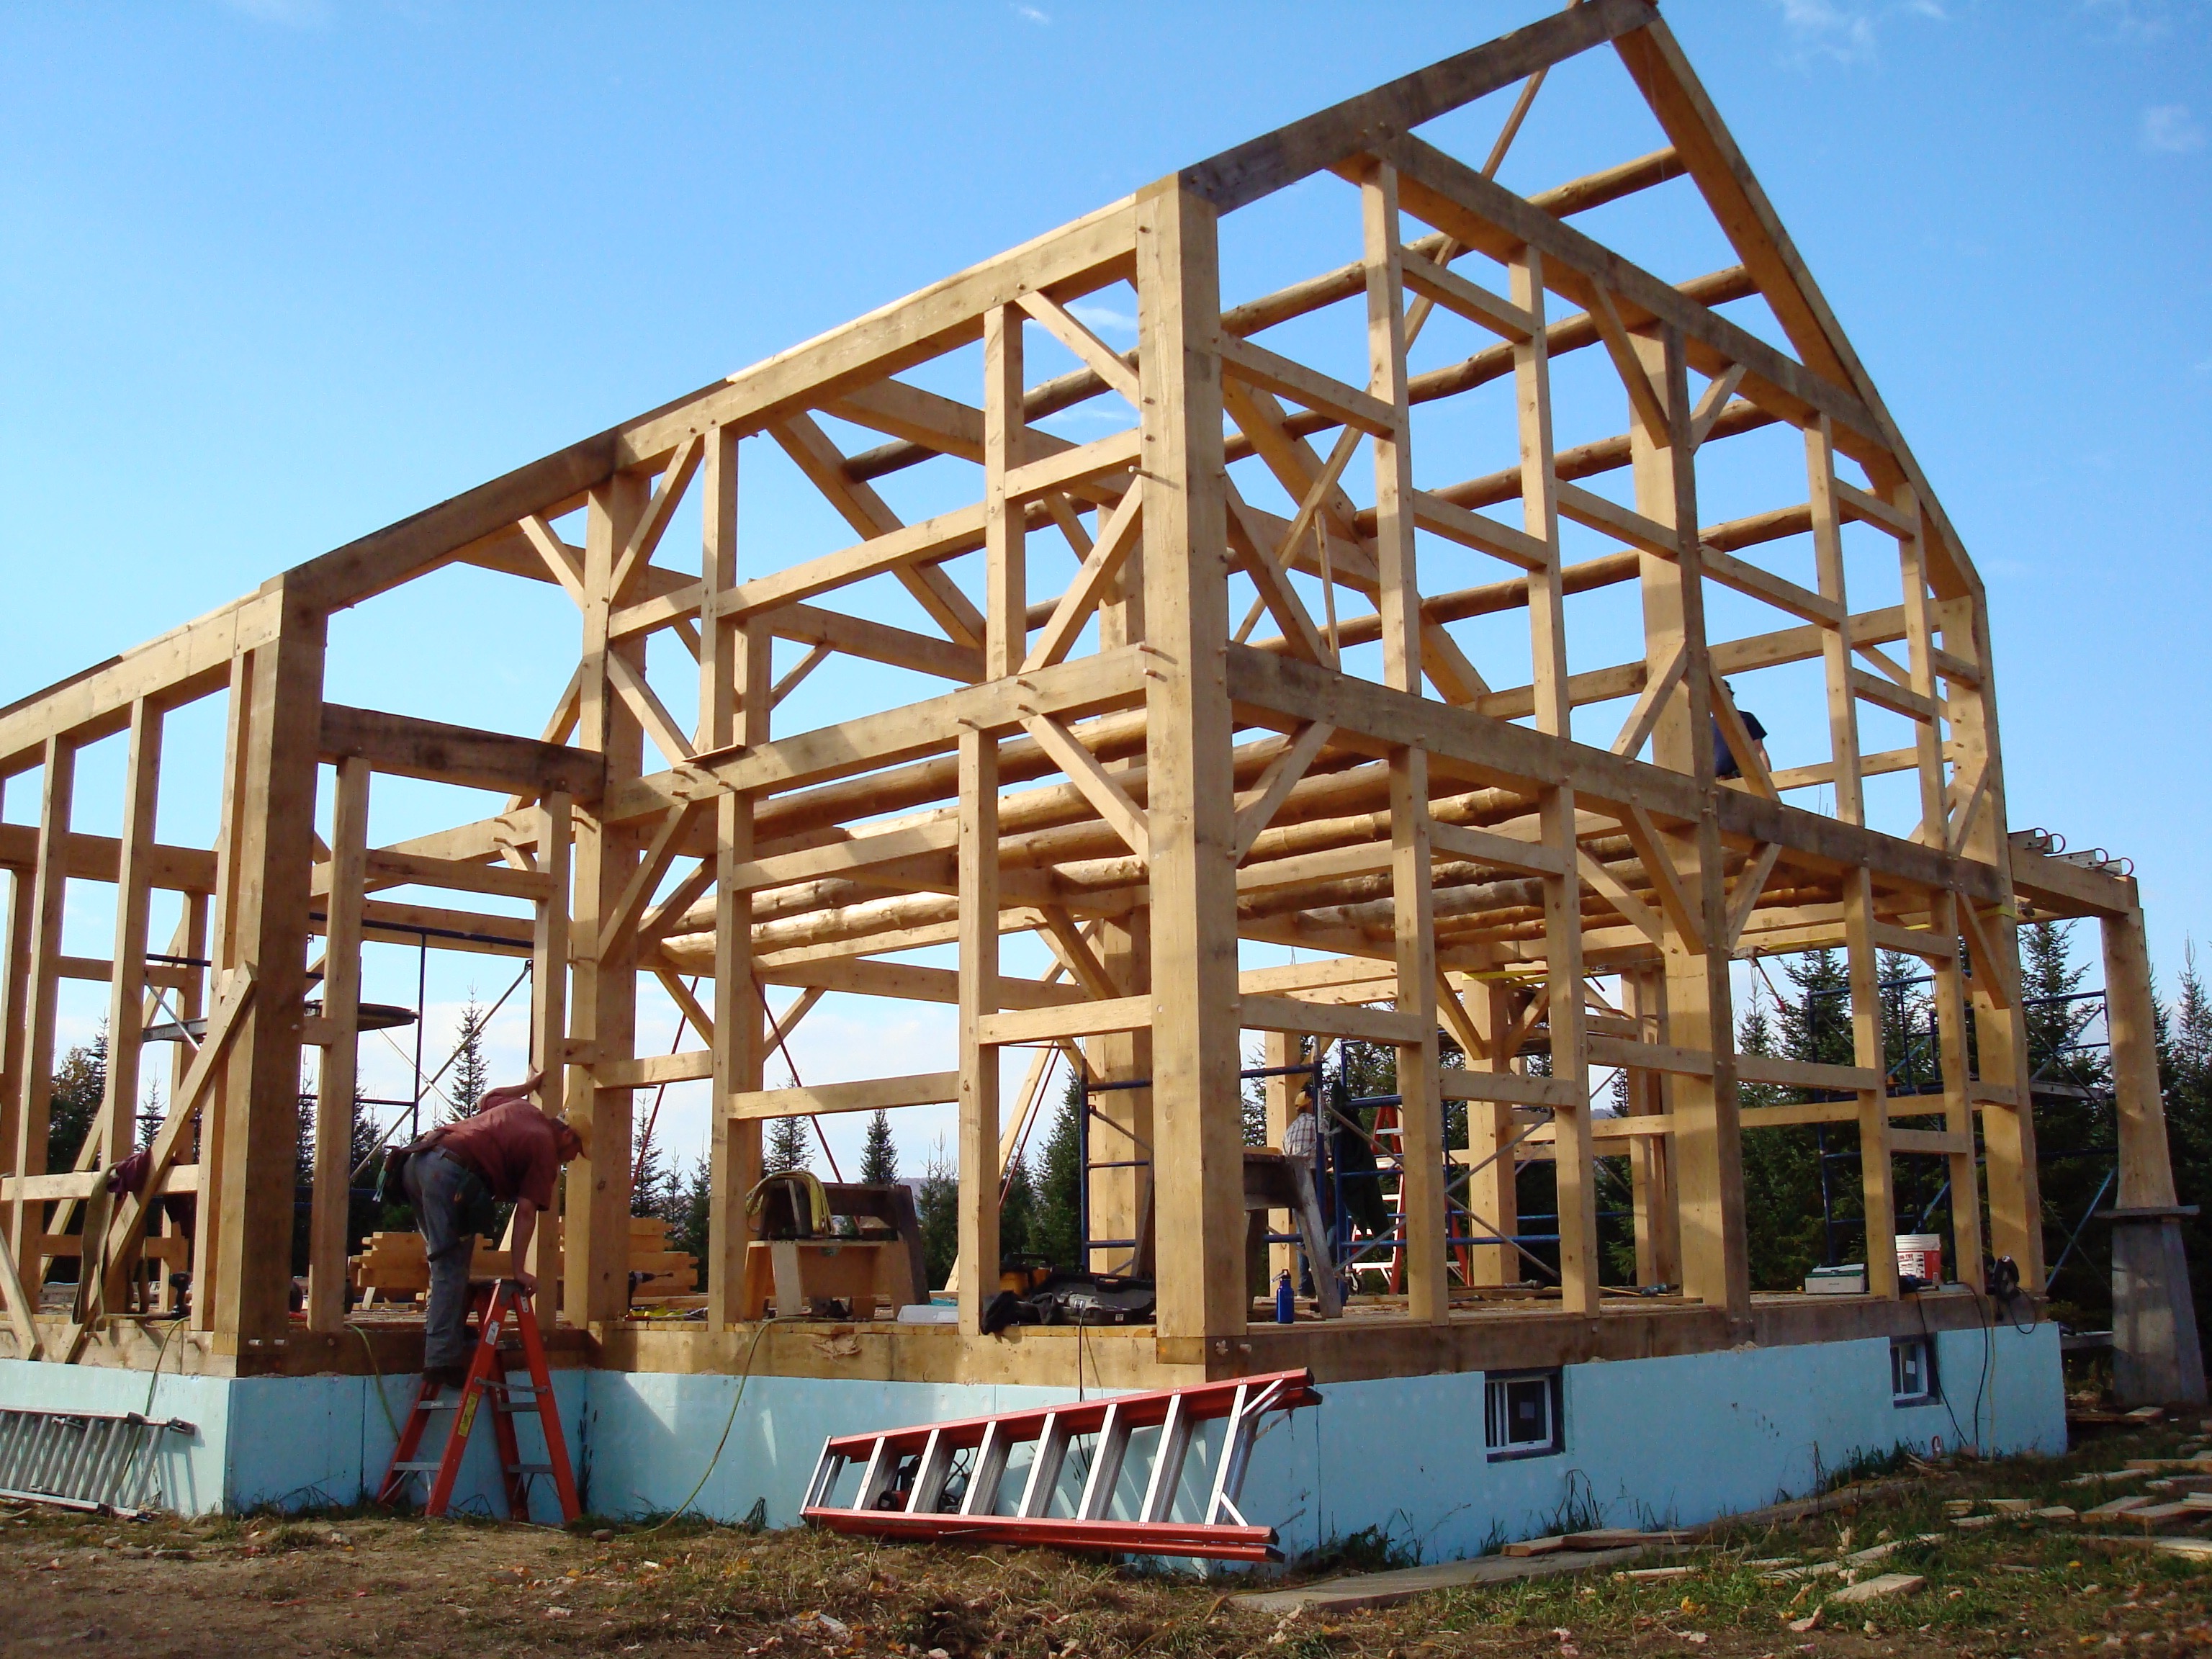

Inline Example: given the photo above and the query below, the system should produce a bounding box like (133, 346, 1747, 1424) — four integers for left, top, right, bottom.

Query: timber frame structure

(0, 2, 2192, 1398)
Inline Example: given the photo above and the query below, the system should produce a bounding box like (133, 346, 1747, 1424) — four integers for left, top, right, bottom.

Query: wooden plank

(594, 1050, 714, 1089)
(1021, 713, 1149, 862)
(99, 702, 162, 1188)
(1437, 1067, 1578, 1109)
(1426, 818, 1566, 877)
(1587, 1035, 1713, 1076)
(1220, 334, 1396, 437)
(1136, 178, 1257, 1342)
(1733, 1053, 1881, 1093)
(0, 591, 282, 778)
(1378, 131, 1884, 446)
(1399, 251, 1534, 340)
(1241, 993, 1425, 1046)
(322, 848, 552, 903)
(1889, 1128, 1971, 1157)
(976, 994, 1152, 1048)
(1178, 0, 1655, 212)
(305, 755, 368, 1333)
(729, 1071, 961, 1120)
(320, 703, 604, 802)
(1025, 478, 1145, 673)
(1409, 491, 1551, 571)
(7, 738, 73, 1279)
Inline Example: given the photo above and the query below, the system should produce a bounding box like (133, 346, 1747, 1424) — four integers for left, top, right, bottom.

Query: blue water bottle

(1274, 1269, 1295, 1323)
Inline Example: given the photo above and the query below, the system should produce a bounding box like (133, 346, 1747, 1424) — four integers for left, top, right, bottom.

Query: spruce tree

(631, 1112, 668, 1216)
(669, 1156, 713, 1290)
(45, 1027, 107, 1172)
(446, 994, 490, 1121)
(765, 1112, 812, 1176)
(1033, 1074, 1085, 1268)
(2164, 945, 2212, 1341)
(858, 1110, 899, 1185)
(914, 1139, 958, 1289)
(999, 1148, 1039, 1262)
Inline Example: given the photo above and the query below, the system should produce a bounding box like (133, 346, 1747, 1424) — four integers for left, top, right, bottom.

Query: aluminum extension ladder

(0, 1405, 194, 1516)
(801, 1368, 1319, 1560)
(376, 1280, 580, 1524)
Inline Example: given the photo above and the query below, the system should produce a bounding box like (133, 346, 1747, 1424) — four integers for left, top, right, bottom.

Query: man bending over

(403, 1070, 584, 1390)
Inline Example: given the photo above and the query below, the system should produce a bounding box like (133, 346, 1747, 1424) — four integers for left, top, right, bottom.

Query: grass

(0, 1424, 2208, 1655)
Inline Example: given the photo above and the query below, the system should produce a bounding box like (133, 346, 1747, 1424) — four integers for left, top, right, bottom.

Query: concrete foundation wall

(0, 1323, 2062, 1558)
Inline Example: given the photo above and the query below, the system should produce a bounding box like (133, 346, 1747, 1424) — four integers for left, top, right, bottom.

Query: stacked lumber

(349, 1231, 511, 1300)
(629, 1214, 699, 1301)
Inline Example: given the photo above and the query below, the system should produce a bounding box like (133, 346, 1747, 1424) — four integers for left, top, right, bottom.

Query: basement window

(1485, 1370, 1564, 1460)
(1892, 1336, 1939, 1406)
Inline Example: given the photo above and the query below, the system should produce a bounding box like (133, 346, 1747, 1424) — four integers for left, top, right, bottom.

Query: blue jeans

(403, 1148, 477, 1371)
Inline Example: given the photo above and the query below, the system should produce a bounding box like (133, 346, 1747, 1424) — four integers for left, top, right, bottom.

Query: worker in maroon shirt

(403, 1070, 585, 1390)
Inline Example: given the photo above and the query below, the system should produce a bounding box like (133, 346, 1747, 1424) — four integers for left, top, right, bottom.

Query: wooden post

(955, 727, 999, 1333)
(1363, 161, 1446, 1325)
(8, 737, 74, 1290)
(211, 584, 326, 1355)
(194, 653, 255, 1334)
(1465, 980, 1521, 1287)
(1262, 1029, 1298, 1284)
(1622, 968, 1680, 1287)
(102, 701, 163, 1175)
(305, 754, 368, 1332)
(1511, 246, 1598, 1316)
(1937, 592, 2043, 1288)
(701, 424, 765, 1328)
(529, 791, 572, 1310)
(1136, 177, 1246, 1348)
(567, 471, 646, 1326)
(1628, 325, 1748, 1320)
(2103, 904, 2207, 1405)
(1928, 891, 1985, 1292)
(0, 829, 32, 1247)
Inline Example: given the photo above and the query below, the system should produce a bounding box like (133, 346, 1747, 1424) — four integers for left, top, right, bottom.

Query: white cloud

(220, 0, 333, 25)
(1013, 4, 1051, 23)
(1067, 302, 1138, 336)
(2082, 0, 2179, 43)
(2142, 104, 2206, 153)
(1770, 0, 1881, 65)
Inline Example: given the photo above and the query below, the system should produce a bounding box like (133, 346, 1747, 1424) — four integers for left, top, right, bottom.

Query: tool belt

(380, 1138, 500, 1238)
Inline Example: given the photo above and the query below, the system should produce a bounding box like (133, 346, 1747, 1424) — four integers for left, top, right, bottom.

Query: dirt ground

(3, 1425, 2210, 1658)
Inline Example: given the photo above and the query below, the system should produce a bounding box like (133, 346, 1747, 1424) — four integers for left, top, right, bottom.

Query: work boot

(421, 1363, 469, 1393)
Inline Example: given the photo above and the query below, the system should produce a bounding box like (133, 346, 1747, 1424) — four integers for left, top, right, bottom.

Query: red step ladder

(800, 1369, 1319, 1561)
(377, 1280, 580, 1524)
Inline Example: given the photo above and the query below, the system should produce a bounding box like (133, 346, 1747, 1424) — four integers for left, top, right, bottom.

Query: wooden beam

(320, 703, 603, 803)
(1179, 0, 1655, 212)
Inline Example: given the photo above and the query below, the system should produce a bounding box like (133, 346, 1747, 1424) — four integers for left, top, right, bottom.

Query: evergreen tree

(45, 1027, 108, 1173)
(632, 1112, 670, 1217)
(858, 1110, 899, 1185)
(1032, 1074, 1085, 1268)
(668, 1156, 713, 1290)
(915, 1138, 958, 1290)
(2164, 945, 2212, 1342)
(999, 1148, 1039, 1262)
(765, 1112, 812, 1176)
(1737, 981, 1830, 1290)
(2017, 922, 2116, 1324)
(445, 994, 491, 1120)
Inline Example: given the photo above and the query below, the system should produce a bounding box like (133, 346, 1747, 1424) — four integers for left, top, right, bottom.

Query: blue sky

(1, 1, 2206, 1179)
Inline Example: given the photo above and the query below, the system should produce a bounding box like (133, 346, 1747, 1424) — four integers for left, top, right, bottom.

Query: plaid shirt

(1281, 1109, 1319, 1161)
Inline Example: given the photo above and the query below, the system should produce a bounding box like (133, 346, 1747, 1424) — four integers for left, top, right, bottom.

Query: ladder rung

(413, 1401, 464, 1411)
(505, 1462, 554, 1475)
(390, 1460, 444, 1473)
